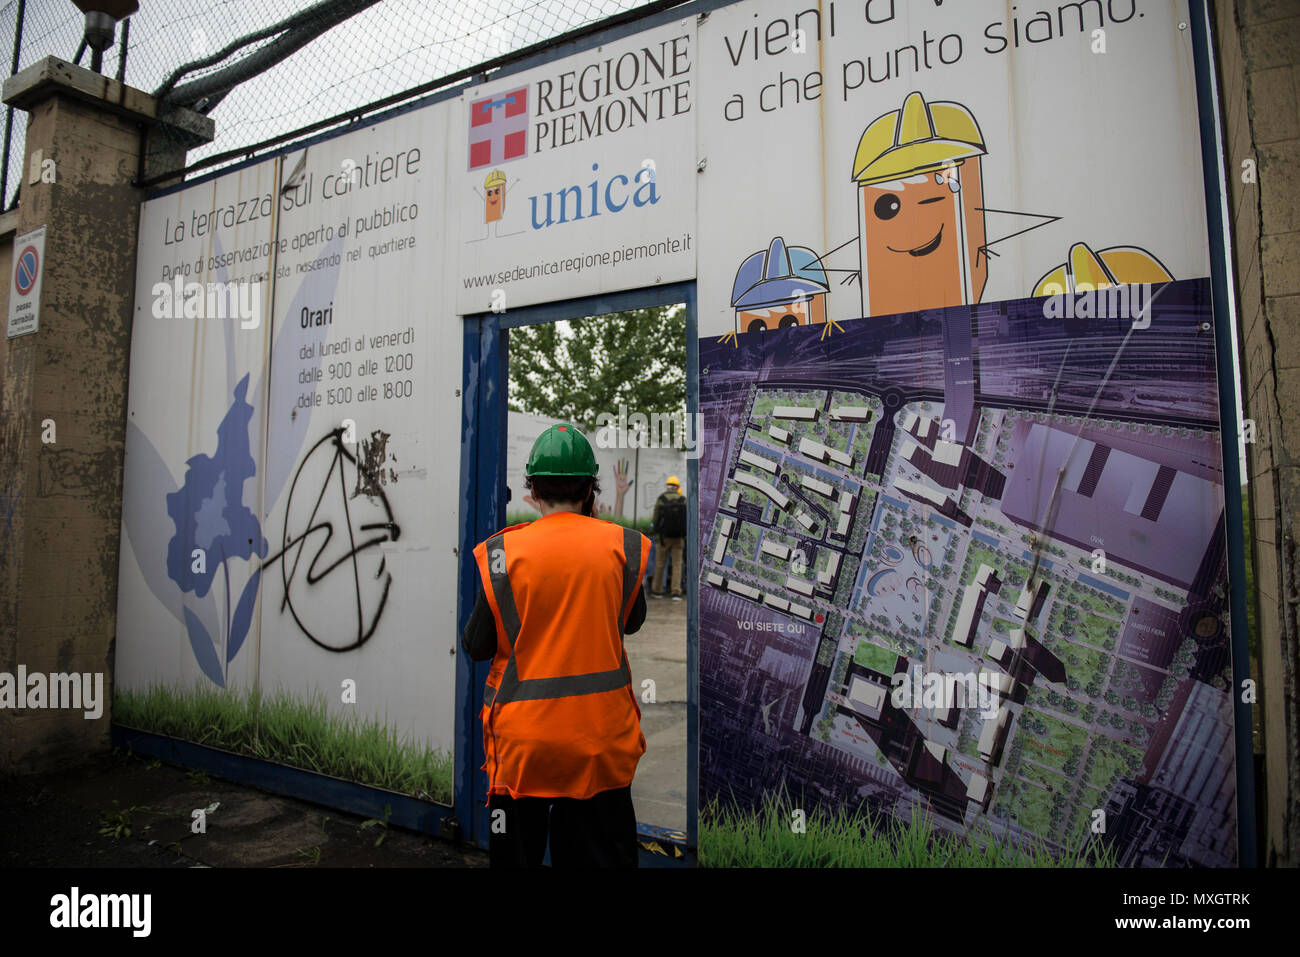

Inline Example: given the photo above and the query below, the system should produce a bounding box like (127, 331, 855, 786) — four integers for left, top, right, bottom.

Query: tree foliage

(507, 305, 686, 431)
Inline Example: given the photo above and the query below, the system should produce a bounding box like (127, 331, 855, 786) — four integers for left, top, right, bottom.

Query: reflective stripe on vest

(483, 524, 642, 708)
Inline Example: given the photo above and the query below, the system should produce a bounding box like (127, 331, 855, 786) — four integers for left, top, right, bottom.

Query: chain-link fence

(0, 0, 669, 203)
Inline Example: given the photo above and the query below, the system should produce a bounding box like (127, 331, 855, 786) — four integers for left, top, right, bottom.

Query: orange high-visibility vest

(472, 511, 650, 800)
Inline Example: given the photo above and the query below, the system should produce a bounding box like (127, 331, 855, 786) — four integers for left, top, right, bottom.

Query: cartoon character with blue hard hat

(721, 236, 836, 346)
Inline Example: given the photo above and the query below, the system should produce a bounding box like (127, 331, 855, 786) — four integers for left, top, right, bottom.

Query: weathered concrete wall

(0, 84, 142, 771)
(1215, 0, 1300, 866)
(0, 60, 210, 774)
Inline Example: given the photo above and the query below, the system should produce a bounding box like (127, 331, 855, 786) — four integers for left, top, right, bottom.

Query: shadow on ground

(0, 750, 487, 869)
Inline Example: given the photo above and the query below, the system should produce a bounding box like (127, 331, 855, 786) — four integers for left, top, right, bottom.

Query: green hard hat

(525, 423, 598, 477)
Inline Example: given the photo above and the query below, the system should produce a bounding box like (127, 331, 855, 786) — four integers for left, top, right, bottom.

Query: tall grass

(115, 683, 453, 804)
(698, 789, 1117, 868)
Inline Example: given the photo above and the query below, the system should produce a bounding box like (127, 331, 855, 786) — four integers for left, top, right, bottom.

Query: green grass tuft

(115, 683, 452, 804)
(698, 788, 1117, 867)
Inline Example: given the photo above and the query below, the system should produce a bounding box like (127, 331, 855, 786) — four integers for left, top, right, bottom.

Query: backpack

(659, 495, 687, 538)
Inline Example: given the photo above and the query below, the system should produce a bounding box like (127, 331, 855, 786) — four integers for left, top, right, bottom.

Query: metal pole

(1, 0, 26, 218)
(115, 17, 130, 83)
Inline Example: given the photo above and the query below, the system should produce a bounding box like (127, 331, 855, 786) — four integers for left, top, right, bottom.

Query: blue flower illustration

(165, 373, 267, 685)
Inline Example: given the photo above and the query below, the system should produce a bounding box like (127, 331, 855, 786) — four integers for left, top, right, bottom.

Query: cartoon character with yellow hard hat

(469, 168, 525, 241)
(852, 91, 990, 319)
(1032, 241, 1174, 295)
(717, 90, 1064, 347)
(484, 169, 507, 223)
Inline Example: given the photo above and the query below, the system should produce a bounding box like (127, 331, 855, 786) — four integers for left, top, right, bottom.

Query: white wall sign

(456, 17, 698, 313)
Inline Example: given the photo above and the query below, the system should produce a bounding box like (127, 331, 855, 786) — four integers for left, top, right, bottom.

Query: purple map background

(698, 279, 1239, 866)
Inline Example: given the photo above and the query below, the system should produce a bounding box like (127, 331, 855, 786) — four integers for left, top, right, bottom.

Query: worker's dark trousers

(487, 786, 638, 868)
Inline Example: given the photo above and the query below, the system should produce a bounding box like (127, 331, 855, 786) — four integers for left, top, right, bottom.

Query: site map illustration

(698, 279, 1238, 866)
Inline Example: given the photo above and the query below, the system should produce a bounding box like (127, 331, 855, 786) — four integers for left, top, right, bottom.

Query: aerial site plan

(699, 279, 1237, 867)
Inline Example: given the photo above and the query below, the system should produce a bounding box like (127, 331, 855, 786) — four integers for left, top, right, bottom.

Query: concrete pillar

(0, 58, 212, 773)
(1214, 1, 1300, 865)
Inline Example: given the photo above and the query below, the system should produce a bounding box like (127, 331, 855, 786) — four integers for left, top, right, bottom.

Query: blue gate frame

(456, 282, 700, 864)
(1189, 0, 1257, 867)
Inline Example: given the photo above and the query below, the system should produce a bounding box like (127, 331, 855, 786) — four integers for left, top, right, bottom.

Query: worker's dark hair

(525, 474, 601, 510)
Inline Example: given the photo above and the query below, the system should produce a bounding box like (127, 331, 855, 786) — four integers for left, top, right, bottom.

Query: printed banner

(698, 282, 1237, 865)
(695, 0, 1237, 865)
(696, 0, 1209, 338)
(117, 103, 460, 804)
(456, 17, 698, 313)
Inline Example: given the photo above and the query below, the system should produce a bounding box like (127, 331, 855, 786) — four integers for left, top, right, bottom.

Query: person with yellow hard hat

(651, 475, 687, 601)
(461, 423, 649, 867)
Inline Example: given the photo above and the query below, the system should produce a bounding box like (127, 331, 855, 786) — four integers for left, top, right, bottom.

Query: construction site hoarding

(117, 102, 460, 805)
(693, 0, 1239, 866)
(113, 0, 1245, 863)
(696, 0, 1208, 338)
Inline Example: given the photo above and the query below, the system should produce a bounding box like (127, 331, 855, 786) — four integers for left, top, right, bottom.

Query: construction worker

(651, 476, 687, 600)
(461, 423, 649, 867)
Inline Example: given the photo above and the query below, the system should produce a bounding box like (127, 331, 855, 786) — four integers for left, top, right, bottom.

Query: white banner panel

(259, 103, 459, 759)
(695, 0, 1211, 337)
(118, 156, 279, 695)
(117, 99, 460, 790)
(456, 16, 698, 313)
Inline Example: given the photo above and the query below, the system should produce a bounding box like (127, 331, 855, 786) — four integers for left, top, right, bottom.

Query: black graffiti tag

(263, 428, 401, 652)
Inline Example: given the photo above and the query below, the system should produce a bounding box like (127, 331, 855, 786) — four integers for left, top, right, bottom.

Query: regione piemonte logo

(468, 87, 528, 171)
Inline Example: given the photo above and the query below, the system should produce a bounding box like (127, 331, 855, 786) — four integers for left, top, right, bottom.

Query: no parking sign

(7, 225, 45, 338)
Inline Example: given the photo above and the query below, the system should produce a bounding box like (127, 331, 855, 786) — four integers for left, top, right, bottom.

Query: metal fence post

(1, 0, 27, 211)
(115, 16, 130, 83)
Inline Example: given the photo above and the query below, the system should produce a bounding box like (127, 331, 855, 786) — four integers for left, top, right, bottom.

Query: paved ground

(627, 594, 689, 832)
(0, 595, 687, 867)
(0, 751, 487, 869)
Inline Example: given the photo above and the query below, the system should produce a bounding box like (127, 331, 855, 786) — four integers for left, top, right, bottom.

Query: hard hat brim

(854, 141, 985, 186)
(525, 468, 599, 476)
(733, 277, 829, 308)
